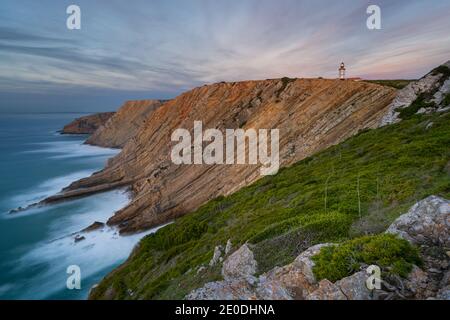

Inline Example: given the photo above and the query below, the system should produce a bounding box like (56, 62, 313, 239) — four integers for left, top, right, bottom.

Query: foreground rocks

(61, 112, 115, 134)
(187, 196, 450, 300)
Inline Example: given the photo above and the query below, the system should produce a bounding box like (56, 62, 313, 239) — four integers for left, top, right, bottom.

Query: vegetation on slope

(365, 80, 414, 89)
(312, 234, 421, 282)
(91, 111, 450, 300)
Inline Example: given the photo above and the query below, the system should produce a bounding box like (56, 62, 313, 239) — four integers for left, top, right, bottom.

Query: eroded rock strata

(47, 78, 396, 233)
(85, 100, 164, 148)
(61, 112, 115, 134)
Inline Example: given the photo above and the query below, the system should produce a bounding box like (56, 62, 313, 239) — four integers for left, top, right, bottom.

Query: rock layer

(47, 79, 396, 233)
(61, 112, 115, 134)
(86, 100, 164, 148)
(380, 60, 450, 126)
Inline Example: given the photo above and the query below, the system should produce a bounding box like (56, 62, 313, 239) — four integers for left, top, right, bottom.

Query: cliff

(381, 60, 450, 125)
(46, 78, 396, 233)
(89, 109, 450, 300)
(85, 100, 164, 148)
(61, 112, 115, 134)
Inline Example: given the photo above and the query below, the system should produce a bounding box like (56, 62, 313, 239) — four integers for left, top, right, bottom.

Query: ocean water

(0, 113, 155, 300)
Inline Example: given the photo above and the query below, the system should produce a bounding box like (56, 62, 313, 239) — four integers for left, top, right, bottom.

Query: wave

(21, 140, 119, 160)
(6, 170, 96, 212)
(5, 189, 165, 299)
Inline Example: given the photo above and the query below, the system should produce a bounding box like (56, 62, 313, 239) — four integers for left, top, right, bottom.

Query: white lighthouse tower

(339, 62, 346, 80)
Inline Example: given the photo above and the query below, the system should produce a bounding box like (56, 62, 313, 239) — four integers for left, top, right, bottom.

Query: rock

(386, 196, 450, 300)
(335, 271, 373, 300)
(225, 239, 232, 255)
(222, 244, 257, 280)
(306, 280, 347, 300)
(82, 221, 105, 233)
(209, 246, 223, 267)
(386, 195, 450, 246)
(74, 235, 86, 243)
(61, 112, 115, 134)
(432, 79, 450, 105)
(292, 243, 331, 285)
(404, 266, 433, 299)
(187, 243, 330, 300)
(255, 275, 293, 300)
(186, 279, 257, 300)
(380, 60, 450, 126)
(86, 100, 164, 148)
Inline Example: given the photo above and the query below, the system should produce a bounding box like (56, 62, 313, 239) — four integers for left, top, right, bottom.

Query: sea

(0, 113, 156, 299)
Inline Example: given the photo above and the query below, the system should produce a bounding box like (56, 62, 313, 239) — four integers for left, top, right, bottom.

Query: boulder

(306, 280, 347, 300)
(186, 279, 257, 300)
(335, 271, 373, 300)
(386, 195, 450, 246)
(222, 244, 257, 280)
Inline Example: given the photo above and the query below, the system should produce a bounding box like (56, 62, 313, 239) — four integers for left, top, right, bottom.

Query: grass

(90, 111, 450, 300)
(312, 234, 422, 282)
(431, 65, 450, 77)
(365, 80, 414, 90)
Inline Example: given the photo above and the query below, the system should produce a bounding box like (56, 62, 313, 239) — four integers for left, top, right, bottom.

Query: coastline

(0, 114, 147, 299)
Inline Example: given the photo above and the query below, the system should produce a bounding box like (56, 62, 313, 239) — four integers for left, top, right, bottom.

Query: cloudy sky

(1, 0, 450, 112)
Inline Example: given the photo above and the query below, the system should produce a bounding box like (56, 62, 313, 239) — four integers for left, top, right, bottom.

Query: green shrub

(397, 93, 436, 119)
(312, 234, 422, 282)
(366, 80, 414, 89)
(432, 65, 450, 77)
(443, 93, 450, 107)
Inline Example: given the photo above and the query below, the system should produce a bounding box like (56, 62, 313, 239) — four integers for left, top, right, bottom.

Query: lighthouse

(339, 62, 346, 80)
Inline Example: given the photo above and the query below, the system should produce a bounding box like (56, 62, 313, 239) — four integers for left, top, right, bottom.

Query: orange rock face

(52, 78, 396, 233)
(85, 100, 164, 148)
(61, 112, 115, 134)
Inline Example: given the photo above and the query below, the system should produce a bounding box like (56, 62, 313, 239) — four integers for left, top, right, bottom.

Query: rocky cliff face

(46, 78, 396, 233)
(381, 60, 450, 126)
(85, 100, 164, 148)
(61, 112, 115, 134)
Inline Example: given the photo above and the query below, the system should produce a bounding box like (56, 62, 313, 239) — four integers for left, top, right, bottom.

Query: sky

(0, 0, 450, 113)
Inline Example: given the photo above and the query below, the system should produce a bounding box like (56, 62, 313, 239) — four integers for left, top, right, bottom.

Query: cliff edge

(61, 112, 115, 134)
(48, 78, 396, 233)
(85, 100, 164, 148)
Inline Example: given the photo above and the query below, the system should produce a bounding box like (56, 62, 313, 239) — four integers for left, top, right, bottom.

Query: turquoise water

(0, 113, 151, 300)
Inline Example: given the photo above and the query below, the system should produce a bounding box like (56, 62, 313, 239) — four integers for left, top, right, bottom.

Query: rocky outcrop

(48, 79, 396, 233)
(187, 243, 331, 300)
(386, 195, 450, 247)
(85, 100, 164, 148)
(222, 244, 257, 280)
(61, 112, 115, 134)
(187, 196, 450, 300)
(380, 60, 450, 126)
